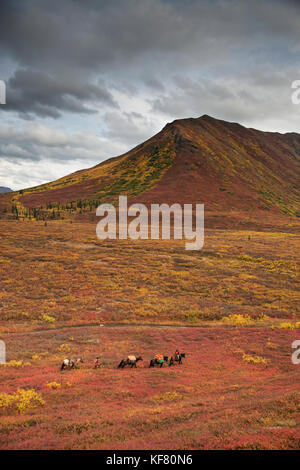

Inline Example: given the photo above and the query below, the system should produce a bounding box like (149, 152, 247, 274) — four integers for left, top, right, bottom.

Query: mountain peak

(198, 114, 214, 120)
(1, 115, 300, 222)
(162, 114, 229, 132)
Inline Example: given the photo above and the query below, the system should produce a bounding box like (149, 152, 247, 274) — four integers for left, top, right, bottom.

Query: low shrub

(0, 389, 45, 414)
(278, 322, 294, 330)
(222, 314, 254, 326)
(46, 382, 61, 390)
(41, 314, 55, 323)
(242, 353, 268, 366)
(1, 360, 24, 368)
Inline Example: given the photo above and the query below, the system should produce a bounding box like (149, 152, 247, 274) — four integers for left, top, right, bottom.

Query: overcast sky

(0, 0, 300, 190)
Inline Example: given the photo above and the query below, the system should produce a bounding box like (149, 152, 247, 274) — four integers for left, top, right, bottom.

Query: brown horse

(169, 353, 185, 366)
(149, 355, 168, 368)
(60, 357, 83, 370)
(118, 356, 143, 369)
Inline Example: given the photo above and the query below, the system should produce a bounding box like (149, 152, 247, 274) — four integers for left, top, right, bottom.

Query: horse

(60, 357, 83, 371)
(169, 353, 185, 366)
(117, 355, 143, 369)
(149, 355, 168, 368)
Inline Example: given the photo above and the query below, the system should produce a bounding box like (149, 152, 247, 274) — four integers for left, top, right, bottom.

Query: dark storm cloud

(1, 0, 300, 189)
(5, 68, 118, 119)
(0, 0, 299, 119)
(1, 0, 299, 68)
(0, 0, 192, 68)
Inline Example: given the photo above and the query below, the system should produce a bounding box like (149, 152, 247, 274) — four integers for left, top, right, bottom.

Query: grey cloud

(0, 0, 299, 120)
(0, 0, 192, 69)
(0, 123, 126, 163)
(103, 111, 159, 147)
(150, 68, 300, 129)
(141, 76, 165, 92)
(4, 68, 118, 119)
(1, 0, 300, 188)
(1, 0, 299, 70)
(0, 121, 128, 189)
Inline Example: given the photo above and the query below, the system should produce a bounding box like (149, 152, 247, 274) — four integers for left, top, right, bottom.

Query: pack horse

(61, 357, 83, 371)
(117, 355, 143, 368)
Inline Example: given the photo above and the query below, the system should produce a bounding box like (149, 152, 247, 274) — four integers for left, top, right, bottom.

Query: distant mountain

(0, 187, 12, 193)
(1, 115, 300, 225)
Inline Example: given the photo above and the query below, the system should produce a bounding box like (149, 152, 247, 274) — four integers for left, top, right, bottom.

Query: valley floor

(0, 219, 299, 449)
(1, 326, 300, 449)
(0, 219, 299, 331)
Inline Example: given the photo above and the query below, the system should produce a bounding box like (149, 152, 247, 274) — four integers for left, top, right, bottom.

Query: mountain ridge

(1, 115, 300, 223)
(0, 186, 13, 193)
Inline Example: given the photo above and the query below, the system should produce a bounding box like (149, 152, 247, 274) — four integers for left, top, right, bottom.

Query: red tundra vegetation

(1, 326, 300, 450)
(0, 219, 299, 449)
(0, 116, 299, 449)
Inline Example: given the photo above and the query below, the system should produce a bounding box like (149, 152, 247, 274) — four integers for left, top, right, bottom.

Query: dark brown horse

(149, 356, 168, 368)
(169, 353, 185, 366)
(118, 356, 143, 369)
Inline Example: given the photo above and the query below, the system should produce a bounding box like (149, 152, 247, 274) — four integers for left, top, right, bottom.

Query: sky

(0, 0, 300, 190)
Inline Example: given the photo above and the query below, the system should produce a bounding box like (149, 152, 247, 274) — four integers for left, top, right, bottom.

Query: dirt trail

(2, 321, 267, 337)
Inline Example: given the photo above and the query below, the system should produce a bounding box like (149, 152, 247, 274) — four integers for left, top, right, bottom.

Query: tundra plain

(0, 219, 299, 449)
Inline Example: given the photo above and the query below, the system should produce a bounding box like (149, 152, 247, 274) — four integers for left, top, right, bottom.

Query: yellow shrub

(41, 314, 55, 323)
(0, 388, 45, 414)
(57, 343, 71, 353)
(148, 407, 163, 415)
(152, 391, 182, 403)
(46, 382, 61, 390)
(0, 392, 15, 410)
(239, 255, 264, 262)
(2, 360, 23, 368)
(229, 384, 240, 391)
(256, 313, 270, 322)
(278, 322, 294, 330)
(243, 353, 268, 366)
(222, 314, 254, 326)
(32, 354, 42, 360)
(15, 389, 45, 413)
(266, 340, 276, 350)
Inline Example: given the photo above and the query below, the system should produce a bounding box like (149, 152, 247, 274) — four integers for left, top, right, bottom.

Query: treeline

(45, 198, 101, 211)
(9, 198, 102, 220)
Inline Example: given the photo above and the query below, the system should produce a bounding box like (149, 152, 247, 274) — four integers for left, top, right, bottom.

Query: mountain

(0, 187, 12, 193)
(1, 115, 300, 225)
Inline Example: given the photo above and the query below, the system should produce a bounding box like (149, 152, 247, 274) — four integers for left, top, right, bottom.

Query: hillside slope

(1, 115, 300, 223)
